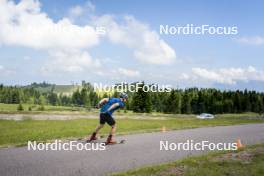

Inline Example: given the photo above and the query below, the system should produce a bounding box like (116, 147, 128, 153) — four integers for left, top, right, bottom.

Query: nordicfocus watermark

(93, 82, 172, 93)
(4, 25, 106, 36)
(160, 140, 238, 151)
(28, 140, 106, 151)
(160, 24, 238, 35)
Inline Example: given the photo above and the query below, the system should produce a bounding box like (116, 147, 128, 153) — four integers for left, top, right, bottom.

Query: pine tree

(181, 92, 191, 114)
(131, 82, 152, 113)
(164, 90, 181, 114)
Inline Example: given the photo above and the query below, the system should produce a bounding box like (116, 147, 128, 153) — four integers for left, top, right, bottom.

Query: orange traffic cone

(236, 139, 243, 149)
(161, 126, 166, 132)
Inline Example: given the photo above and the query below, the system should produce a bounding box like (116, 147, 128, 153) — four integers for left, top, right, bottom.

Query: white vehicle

(196, 113, 214, 119)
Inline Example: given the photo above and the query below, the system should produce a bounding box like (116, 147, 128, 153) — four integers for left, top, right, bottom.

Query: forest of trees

(0, 82, 263, 114)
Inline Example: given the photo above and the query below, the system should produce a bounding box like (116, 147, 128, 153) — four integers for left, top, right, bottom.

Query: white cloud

(0, 65, 15, 75)
(180, 73, 190, 80)
(0, 0, 176, 78)
(41, 50, 101, 74)
(0, 0, 99, 49)
(93, 15, 176, 65)
(69, 5, 83, 17)
(236, 36, 264, 45)
(184, 66, 264, 85)
(68, 1, 95, 18)
(117, 68, 140, 77)
(0, 0, 101, 74)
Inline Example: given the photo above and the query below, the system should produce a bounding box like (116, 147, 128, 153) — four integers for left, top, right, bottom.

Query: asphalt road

(1, 124, 264, 176)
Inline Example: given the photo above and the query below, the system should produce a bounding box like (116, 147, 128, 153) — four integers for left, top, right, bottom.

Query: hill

(26, 82, 81, 95)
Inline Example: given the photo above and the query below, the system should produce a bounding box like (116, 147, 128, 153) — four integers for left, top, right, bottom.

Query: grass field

(0, 115, 263, 147)
(113, 143, 264, 176)
(0, 103, 89, 113)
(1, 103, 264, 117)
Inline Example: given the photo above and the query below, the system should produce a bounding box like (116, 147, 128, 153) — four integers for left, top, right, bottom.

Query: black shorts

(100, 113, 116, 126)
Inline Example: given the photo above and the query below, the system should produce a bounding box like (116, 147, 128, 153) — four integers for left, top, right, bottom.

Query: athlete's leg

(94, 113, 106, 134)
(109, 124, 116, 136)
(106, 115, 116, 135)
(95, 124, 104, 133)
(87, 114, 106, 142)
(88, 124, 104, 141)
(106, 124, 116, 144)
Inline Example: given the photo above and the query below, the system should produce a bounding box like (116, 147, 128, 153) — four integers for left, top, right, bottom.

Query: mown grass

(1, 103, 264, 118)
(0, 103, 88, 112)
(0, 103, 133, 114)
(113, 143, 264, 176)
(0, 115, 263, 147)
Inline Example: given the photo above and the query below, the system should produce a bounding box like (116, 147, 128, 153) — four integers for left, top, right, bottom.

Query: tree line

(0, 83, 99, 109)
(0, 82, 263, 114)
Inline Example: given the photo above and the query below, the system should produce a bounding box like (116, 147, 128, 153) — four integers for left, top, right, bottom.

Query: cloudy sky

(0, 0, 264, 91)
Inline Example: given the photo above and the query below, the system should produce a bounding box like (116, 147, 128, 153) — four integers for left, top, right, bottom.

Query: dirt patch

(159, 165, 186, 176)
(212, 146, 264, 164)
(254, 146, 264, 153)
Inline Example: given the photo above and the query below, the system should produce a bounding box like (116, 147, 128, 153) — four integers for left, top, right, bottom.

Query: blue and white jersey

(100, 98, 125, 116)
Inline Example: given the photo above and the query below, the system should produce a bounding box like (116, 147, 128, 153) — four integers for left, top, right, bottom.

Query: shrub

(38, 105, 45, 111)
(17, 103, 24, 111)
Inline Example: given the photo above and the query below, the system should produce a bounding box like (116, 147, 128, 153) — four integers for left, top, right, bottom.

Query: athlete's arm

(97, 98, 109, 108)
(106, 103, 120, 112)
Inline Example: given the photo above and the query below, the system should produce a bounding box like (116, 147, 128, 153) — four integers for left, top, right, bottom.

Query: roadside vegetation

(0, 103, 88, 113)
(1, 82, 264, 147)
(113, 143, 264, 176)
(0, 81, 264, 115)
(0, 114, 263, 147)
